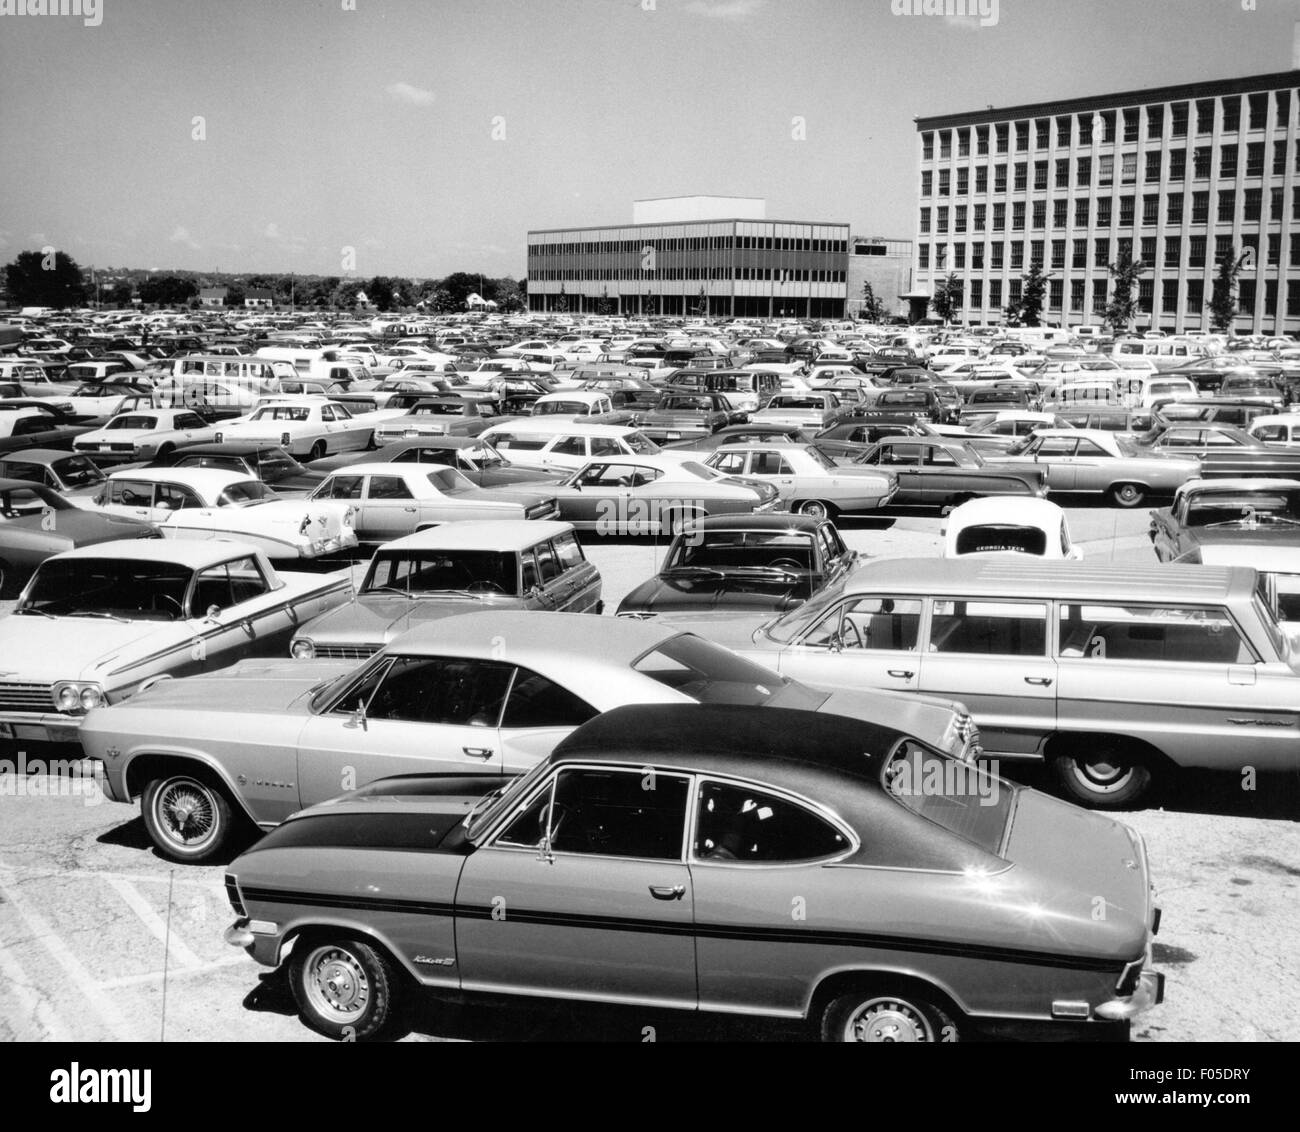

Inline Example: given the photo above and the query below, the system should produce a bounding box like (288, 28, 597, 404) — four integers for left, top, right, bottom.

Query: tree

(1001, 304, 1022, 327)
(137, 273, 197, 307)
(366, 276, 398, 312)
(4, 249, 87, 308)
(595, 287, 615, 317)
(224, 283, 246, 308)
(437, 272, 493, 310)
(1017, 264, 1050, 327)
(1103, 249, 1147, 333)
(428, 288, 457, 314)
(331, 278, 365, 309)
(1208, 246, 1247, 332)
(106, 281, 135, 307)
(493, 277, 526, 313)
(554, 285, 568, 314)
(929, 273, 963, 324)
(859, 281, 887, 323)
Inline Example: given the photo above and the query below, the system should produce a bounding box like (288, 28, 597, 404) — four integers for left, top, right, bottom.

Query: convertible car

(81, 610, 983, 862)
(1148, 478, 1300, 563)
(221, 703, 1162, 1042)
(0, 540, 350, 744)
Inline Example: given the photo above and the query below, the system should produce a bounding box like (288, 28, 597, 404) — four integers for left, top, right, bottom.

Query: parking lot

(3, 501, 1297, 1043)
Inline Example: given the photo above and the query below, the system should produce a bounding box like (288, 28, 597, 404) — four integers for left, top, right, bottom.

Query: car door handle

(402, 506, 417, 512)
(1024, 676, 1053, 686)
(649, 884, 685, 900)
(887, 669, 914, 679)
(462, 747, 494, 759)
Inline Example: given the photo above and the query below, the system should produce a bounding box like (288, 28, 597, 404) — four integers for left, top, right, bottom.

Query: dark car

(1151, 398, 1277, 429)
(143, 443, 326, 493)
(638, 390, 735, 441)
(308, 435, 564, 487)
(1133, 423, 1300, 478)
(663, 423, 809, 453)
(617, 514, 858, 619)
(847, 436, 1049, 509)
(0, 477, 158, 596)
(0, 448, 109, 494)
(862, 388, 947, 423)
(958, 384, 1035, 423)
(0, 403, 94, 454)
(814, 417, 930, 458)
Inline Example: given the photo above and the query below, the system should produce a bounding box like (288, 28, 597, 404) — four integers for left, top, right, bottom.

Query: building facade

(846, 235, 913, 319)
(914, 71, 1300, 334)
(527, 199, 850, 318)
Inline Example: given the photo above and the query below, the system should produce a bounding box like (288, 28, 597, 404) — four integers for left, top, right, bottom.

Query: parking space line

(97, 954, 249, 990)
(103, 874, 204, 970)
(0, 868, 137, 1041)
(0, 938, 71, 1041)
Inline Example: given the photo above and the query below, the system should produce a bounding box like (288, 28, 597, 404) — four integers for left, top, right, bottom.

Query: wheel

(156, 443, 175, 459)
(290, 938, 400, 1041)
(141, 773, 235, 863)
(796, 499, 834, 520)
(1109, 482, 1146, 508)
(1050, 740, 1153, 809)
(309, 440, 328, 462)
(821, 988, 958, 1043)
(365, 431, 378, 450)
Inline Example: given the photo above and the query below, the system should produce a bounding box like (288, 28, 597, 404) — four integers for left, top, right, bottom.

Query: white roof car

(942, 497, 1082, 560)
(214, 398, 375, 461)
(478, 420, 671, 471)
(72, 408, 220, 460)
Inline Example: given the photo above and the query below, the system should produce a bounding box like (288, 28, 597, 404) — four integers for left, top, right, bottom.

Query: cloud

(264, 222, 282, 240)
(386, 81, 435, 106)
(683, 0, 763, 18)
(169, 226, 200, 250)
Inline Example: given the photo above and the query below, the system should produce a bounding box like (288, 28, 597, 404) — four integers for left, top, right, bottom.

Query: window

(1220, 144, 1237, 178)
(957, 167, 969, 194)
(935, 243, 947, 269)
(1218, 189, 1236, 222)
(1015, 121, 1028, 152)
(954, 243, 966, 268)
(939, 169, 951, 196)
(918, 245, 930, 269)
(502, 667, 597, 728)
(1076, 155, 1091, 185)
(1142, 195, 1159, 225)
(1056, 116, 1071, 146)
(937, 206, 949, 233)
(1246, 142, 1264, 177)
(1214, 233, 1234, 261)
(1294, 240, 1300, 269)
(1145, 151, 1162, 182)
(1141, 235, 1157, 264)
(804, 595, 921, 651)
(695, 780, 847, 863)
(1094, 238, 1109, 268)
(1265, 278, 1277, 315)
(989, 279, 1002, 308)
(995, 122, 1009, 153)
(1171, 102, 1188, 137)
(1009, 278, 1023, 305)
(969, 279, 983, 307)
(1055, 158, 1070, 188)
(367, 475, 414, 500)
(319, 474, 364, 500)
(1099, 154, 1114, 186)
(1032, 200, 1046, 229)
(957, 128, 970, 157)
(1072, 238, 1087, 268)
(1268, 233, 1281, 266)
(1196, 98, 1214, 134)
(1162, 279, 1179, 312)
(1248, 92, 1267, 131)
(1075, 197, 1090, 227)
(1050, 279, 1064, 309)
(356, 656, 515, 726)
(1051, 239, 1066, 269)
(1289, 280, 1300, 316)
(975, 165, 988, 193)
(1139, 278, 1154, 312)
(1189, 235, 1206, 267)
(990, 242, 1004, 269)
(1239, 278, 1256, 311)
(1272, 186, 1284, 220)
(919, 208, 931, 234)
(499, 767, 688, 860)
(1057, 604, 1251, 664)
(921, 170, 933, 196)
(971, 241, 985, 269)
(1193, 146, 1212, 179)
(939, 130, 952, 158)
(1010, 241, 1024, 270)
(1276, 89, 1291, 122)
(955, 205, 968, 232)
(973, 203, 986, 231)
(994, 163, 1007, 192)
(192, 556, 269, 614)
(1244, 187, 1262, 222)
(1030, 239, 1044, 267)
(929, 599, 1048, 657)
(1222, 96, 1240, 132)
(1053, 199, 1068, 228)
(1169, 148, 1186, 182)
(1121, 152, 1137, 183)
(1167, 193, 1183, 224)
(976, 125, 989, 155)
(1123, 108, 1139, 142)
(992, 203, 1006, 232)
(1014, 162, 1027, 191)
(1097, 197, 1112, 227)
(1070, 279, 1085, 311)
(1012, 202, 1025, 230)
(1295, 186, 1300, 221)
(1192, 190, 1209, 223)
(1164, 237, 1181, 268)
(1034, 160, 1048, 190)
(1118, 236, 1133, 259)
(1035, 118, 1049, 148)
(1077, 112, 1093, 144)
(921, 132, 934, 161)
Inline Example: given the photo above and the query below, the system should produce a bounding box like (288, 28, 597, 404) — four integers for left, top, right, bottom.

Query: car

(528, 390, 625, 422)
(0, 478, 158, 597)
(478, 420, 672, 473)
(0, 404, 93, 454)
(1248, 413, 1300, 448)
(84, 611, 984, 862)
(958, 384, 1037, 423)
(954, 412, 1074, 455)
(702, 443, 896, 520)
(987, 429, 1202, 507)
(942, 497, 1083, 560)
(370, 397, 496, 446)
(637, 390, 736, 441)
(1148, 478, 1300, 563)
(1131, 423, 1300, 479)
(751, 393, 847, 431)
(548, 454, 782, 535)
(86, 467, 358, 561)
(616, 514, 857, 619)
(290, 521, 602, 660)
(308, 462, 559, 543)
(71, 407, 219, 462)
(214, 398, 376, 461)
(811, 418, 929, 458)
(0, 540, 351, 744)
(846, 437, 1049, 510)
(661, 422, 809, 453)
(220, 701, 1162, 1042)
(143, 442, 326, 493)
(0, 448, 109, 495)
(57, 381, 157, 419)
(308, 435, 564, 487)
(1151, 398, 1275, 429)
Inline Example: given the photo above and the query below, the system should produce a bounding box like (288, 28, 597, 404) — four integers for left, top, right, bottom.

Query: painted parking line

(0, 937, 71, 1041)
(97, 954, 250, 990)
(0, 866, 138, 1041)
(102, 874, 205, 971)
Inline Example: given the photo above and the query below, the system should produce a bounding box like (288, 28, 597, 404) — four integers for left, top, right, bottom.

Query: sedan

(703, 443, 896, 520)
(637, 391, 735, 442)
(371, 397, 495, 446)
(311, 436, 565, 487)
(752, 393, 847, 431)
(847, 437, 1049, 510)
(72, 408, 219, 462)
(215, 399, 375, 461)
(1131, 423, 1300, 479)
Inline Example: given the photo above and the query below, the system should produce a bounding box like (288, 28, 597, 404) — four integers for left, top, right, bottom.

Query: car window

(551, 435, 587, 456)
(501, 667, 597, 729)
(552, 532, 586, 571)
(1036, 437, 1076, 457)
(751, 451, 794, 475)
(803, 596, 922, 650)
(884, 740, 1012, 855)
(497, 768, 689, 860)
(710, 451, 747, 475)
(929, 600, 1048, 656)
(694, 780, 848, 862)
(1057, 603, 1253, 664)
(319, 475, 364, 500)
(193, 555, 270, 613)
(1072, 438, 1110, 457)
(367, 475, 414, 500)
(358, 656, 514, 726)
(923, 446, 958, 467)
(156, 482, 204, 510)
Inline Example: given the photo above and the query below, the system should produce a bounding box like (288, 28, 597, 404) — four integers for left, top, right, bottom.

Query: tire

(291, 937, 399, 1041)
(365, 430, 378, 450)
(821, 988, 958, 1043)
(1050, 740, 1153, 809)
(309, 440, 328, 462)
(141, 773, 235, 863)
(796, 499, 835, 520)
(156, 443, 175, 459)
(1109, 482, 1146, 508)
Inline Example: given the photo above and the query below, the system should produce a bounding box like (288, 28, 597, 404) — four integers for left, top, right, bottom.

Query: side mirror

(344, 698, 368, 731)
(536, 805, 556, 864)
(205, 604, 222, 620)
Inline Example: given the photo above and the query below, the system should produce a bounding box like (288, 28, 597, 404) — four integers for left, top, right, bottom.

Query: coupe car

(1148, 478, 1300, 563)
(1131, 423, 1300, 479)
(0, 448, 108, 494)
(846, 437, 1049, 510)
(702, 443, 896, 520)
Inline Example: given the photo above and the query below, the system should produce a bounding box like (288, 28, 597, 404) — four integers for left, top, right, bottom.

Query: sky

(1, 0, 1297, 280)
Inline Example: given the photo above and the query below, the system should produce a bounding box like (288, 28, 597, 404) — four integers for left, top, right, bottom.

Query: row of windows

(920, 231, 1298, 272)
(529, 236, 849, 256)
(919, 186, 1300, 235)
(921, 141, 1297, 197)
(923, 276, 1300, 317)
(530, 267, 848, 282)
(920, 90, 1294, 159)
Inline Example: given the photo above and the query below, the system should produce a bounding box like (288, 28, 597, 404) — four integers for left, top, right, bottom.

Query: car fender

(803, 959, 974, 1022)
(115, 742, 259, 825)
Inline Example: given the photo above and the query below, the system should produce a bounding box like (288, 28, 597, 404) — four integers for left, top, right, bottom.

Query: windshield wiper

(667, 566, 726, 577)
(68, 610, 132, 623)
(16, 606, 57, 619)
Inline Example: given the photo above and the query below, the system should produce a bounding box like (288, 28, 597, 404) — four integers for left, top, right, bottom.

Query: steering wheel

(466, 580, 507, 594)
(769, 558, 802, 572)
(154, 594, 185, 619)
(838, 620, 865, 650)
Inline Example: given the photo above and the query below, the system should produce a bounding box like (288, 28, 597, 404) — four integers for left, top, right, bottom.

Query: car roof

(945, 496, 1066, 525)
(685, 513, 824, 533)
(0, 448, 80, 464)
(50, 538, 266, 567)
(105, 467, 255, 487)
(482, 420, 640, 437)
(1174, 477, 1300, 500)
(376, 520, 575, 553)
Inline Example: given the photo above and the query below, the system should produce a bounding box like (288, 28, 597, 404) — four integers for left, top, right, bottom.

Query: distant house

(465, 291, 498, 310)
(245, 288, 274, 309)
(199, 287, 228, 308)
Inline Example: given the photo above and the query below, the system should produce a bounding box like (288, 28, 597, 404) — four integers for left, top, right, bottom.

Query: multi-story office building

(527, 197, 850, 319)
(913, 71, 1300, 334)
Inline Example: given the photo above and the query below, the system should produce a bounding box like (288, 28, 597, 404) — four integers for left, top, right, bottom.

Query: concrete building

(913, 70, 1300, 334)
(527, 196, 850, 319)
(846, 235, 913, 320)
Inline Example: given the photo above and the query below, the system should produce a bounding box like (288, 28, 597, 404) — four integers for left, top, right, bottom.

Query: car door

(1026, 435, 1081, 490)
(550, 530, 602, 611)
(294, 655, 517, 812)
(773, 595, 928, 695)
(357, 472, 421, 540)
(862, 442, 924, 502)
(454, 765, 696, 1005)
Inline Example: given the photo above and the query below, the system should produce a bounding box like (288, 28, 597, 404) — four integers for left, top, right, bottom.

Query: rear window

(883, 740, 1012, 855)
(954, 525, 1048, 555)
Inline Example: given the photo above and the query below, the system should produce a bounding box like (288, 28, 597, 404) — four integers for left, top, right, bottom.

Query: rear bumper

(1095, 968, 1165, 1022)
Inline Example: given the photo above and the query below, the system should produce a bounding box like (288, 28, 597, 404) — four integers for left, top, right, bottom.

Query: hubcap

(802, 501, 827, 519)
(157, 780, 216, 846)
(305, 947, 369, 1021)
(845, 998, 932, 1042)
(1071, 755, 1133, 792)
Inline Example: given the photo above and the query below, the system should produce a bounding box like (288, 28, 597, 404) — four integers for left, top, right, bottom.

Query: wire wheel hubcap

(156, 780, 217, 846)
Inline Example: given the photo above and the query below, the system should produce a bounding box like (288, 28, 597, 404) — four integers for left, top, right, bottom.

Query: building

(244, 288, 274, 309)
(846, 236, 913, 319)
(527, 197, 850, 319)
(913, 70, 1300, 334)
(198, 287, 227, 308)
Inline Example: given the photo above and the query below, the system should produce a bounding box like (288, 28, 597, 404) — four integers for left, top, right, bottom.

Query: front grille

(314, 645, 379, 661)
(224, 875, 246, 916)
(0, 682, 53, 712)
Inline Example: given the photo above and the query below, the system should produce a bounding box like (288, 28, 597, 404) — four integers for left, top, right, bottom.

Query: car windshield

(1187, 491, 1300, 526)
(534, 401, 588, 415)
(465, 755, 554, 842)
(882, 739, 1014, 855)
(218, 480, 274, 505)
(666, 530, 815, 574)
(632, 633, 821, 708)
(252, 406, 311, 422)
(108, 415, 156, 431)
(363, 550, 519, 596)
(19, 558, 194, 621)
(51, 455, 107, 487)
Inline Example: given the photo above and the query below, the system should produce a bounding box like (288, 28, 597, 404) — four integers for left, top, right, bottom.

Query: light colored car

(72, 408, 220, 461)
(1248, 413, 1300, 448)
(987, 428, 1201, 507)
(308, 462, 559, 543)
(289, 521, 602, 660)
(751, 393, 846, 431)
(0, 540, 351, 744)
(478, 420, 672, 472)
(85, 467, 358, 560)
(703, 443, 896, 520)
(370, 397, 495, 446)
(942, 497, 1083, 560)
(83, 610, 983, 862)
(214, 398, 375, 461)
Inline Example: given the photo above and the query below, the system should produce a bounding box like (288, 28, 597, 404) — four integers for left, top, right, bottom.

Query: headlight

(291, 639, 316, 659)
(80, 686, 103, 711)
(53, 682, 104, 714)
(56, 685, 79, 711)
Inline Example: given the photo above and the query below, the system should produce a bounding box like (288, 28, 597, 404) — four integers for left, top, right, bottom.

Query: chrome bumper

(0, 712, 84, 743)
(1095, 968, 1165, 1021)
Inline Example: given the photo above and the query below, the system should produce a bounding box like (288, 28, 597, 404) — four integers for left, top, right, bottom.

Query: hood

(443, 485, 553, 507)
(620, 573, 811, 616)
(650, 611, 776, 651)
(122, 657, 356, 714)
(0, 615, 192, 684)
(300, 595, 497, 646)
